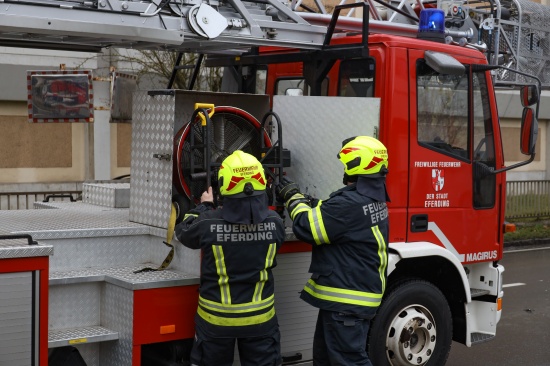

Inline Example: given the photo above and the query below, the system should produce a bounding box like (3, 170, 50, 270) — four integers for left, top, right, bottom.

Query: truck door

(407, 50, 502, 263)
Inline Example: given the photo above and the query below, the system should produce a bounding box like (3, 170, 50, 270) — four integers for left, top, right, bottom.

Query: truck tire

(367, 280, 452, 366)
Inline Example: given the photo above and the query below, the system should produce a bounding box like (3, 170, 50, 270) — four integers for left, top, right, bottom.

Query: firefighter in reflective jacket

(276, 136, 389, 366)
(175, 150, 285, 366)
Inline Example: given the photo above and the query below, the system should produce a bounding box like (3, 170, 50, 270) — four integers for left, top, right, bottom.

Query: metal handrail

(0, 190, 81, 210)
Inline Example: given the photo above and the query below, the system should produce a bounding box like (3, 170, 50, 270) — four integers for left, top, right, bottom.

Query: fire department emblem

(432, 169, 445, 191)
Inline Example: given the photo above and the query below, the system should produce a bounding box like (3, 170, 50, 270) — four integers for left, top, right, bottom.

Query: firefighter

(175, 150, 285, 366)
(276, 136, 390, 366)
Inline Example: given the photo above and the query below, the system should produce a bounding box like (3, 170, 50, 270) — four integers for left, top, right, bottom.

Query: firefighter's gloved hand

(276, 177, 301, 203)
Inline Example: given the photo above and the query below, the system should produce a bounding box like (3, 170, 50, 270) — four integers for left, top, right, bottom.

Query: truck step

(48, 326, 119, 348)
(470, 332, 495, 345)
(470, 288, 490, 297)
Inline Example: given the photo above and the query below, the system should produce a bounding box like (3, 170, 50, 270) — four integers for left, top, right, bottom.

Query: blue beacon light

(417, 8, 446, 42)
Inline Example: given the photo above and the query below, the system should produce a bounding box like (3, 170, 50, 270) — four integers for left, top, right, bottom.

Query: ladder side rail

(0, 0, 329, 53)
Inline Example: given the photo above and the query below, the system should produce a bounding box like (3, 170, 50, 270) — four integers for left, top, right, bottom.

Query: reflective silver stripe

(304, 279, 382, 307)
(213, 245, 231, 304)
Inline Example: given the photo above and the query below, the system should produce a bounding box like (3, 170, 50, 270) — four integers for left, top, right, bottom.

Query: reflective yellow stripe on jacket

(308, 201, 330, 245)
(203, 243, 278, 326)
(197, 306, 276, 327)
(253, 243, 277, 302)
(287, 193, 310, 220)
(303, 279, 383, 307)
(199, 294, 274, 314)
(372, 225, 388, 292)
(212, 245, 231, 304)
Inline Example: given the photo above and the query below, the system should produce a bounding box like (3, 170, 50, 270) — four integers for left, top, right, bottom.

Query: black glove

(276, 177, 301, 203)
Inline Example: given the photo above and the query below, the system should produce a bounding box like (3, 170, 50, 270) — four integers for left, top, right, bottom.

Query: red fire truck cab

(212, 22, 539, 364)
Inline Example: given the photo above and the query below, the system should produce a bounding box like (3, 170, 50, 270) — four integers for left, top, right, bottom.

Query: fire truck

(0, 0, 546, 365)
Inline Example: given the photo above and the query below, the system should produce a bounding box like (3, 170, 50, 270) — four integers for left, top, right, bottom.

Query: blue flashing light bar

(417, 8, 446, 42)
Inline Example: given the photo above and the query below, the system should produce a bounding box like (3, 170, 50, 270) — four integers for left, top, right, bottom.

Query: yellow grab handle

(194, 103, 215, 126)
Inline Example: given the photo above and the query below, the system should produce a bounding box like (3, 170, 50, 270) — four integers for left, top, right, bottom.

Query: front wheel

(368, 280, 452, 366)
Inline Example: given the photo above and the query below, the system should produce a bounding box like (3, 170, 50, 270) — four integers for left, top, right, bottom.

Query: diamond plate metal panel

(50, 265, 200, 290)
(0, 236, 52, 258)
(130, 91, 175, 228)
(148, 227, 201, 274)
(82, 183, 130, 208)
(168, 241, 201, 276)
(34, 201, 126, 211)
(48, 325, 118, 348)
(46, 235, 151, 272)
(0, 208, 148, 240)
(273, 96, 380, 202)
(49, 283, 101, 329)
(100, 283, 134, 366)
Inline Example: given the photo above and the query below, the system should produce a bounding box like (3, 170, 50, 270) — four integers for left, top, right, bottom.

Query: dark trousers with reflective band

(313, 309, 373, 366)
(190, 325, 282, 366)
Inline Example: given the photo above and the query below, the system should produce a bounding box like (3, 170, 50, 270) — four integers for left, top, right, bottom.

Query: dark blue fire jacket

(287, 181, 389, 317)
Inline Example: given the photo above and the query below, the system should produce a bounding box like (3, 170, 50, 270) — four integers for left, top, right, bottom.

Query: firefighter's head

(337, 136, 389, 181)
(218, 150, 266, 197)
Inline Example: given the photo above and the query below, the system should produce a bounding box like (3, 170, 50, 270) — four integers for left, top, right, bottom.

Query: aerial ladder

(0, 0, 548, 87)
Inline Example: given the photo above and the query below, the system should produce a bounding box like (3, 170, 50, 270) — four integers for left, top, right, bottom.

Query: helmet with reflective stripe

(218, 150, 266, 197)
(337, 136, 388, 176)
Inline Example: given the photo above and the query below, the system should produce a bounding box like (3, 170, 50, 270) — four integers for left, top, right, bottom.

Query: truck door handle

(411, 214, 428, 232)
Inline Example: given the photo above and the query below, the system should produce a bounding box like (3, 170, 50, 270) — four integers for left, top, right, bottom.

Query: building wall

(0, 48, 131, 184)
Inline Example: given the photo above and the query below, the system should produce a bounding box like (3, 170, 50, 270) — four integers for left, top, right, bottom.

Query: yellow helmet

(218, 150, 266, 197)
(337, 136, 388, 176)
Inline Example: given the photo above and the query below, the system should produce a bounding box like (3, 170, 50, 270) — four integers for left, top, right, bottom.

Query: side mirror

(520, 107, 538, 155)
(520, 84, 539, 107)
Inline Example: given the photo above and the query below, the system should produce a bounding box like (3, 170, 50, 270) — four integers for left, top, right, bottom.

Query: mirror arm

(492, 152, 535, 174)
(497, 66, 542, 118)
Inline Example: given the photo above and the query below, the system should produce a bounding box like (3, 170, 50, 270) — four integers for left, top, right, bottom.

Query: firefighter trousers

(313, 309, 373, 366)
(190, 325, 282, 366)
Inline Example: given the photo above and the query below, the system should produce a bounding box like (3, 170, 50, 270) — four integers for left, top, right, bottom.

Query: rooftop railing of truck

(293, 0, 550, 89)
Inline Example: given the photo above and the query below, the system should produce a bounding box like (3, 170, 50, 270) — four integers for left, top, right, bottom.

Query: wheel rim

(386, 304, 437, 365)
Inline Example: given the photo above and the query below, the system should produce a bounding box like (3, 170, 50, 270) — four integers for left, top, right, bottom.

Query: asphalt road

(446, 247, 550, 366)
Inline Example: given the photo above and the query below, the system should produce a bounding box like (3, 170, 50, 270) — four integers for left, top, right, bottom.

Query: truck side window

(416, 61, 469, 161)
(472, 71, 496, 208)
(338, 58, 375, 97)
(275, 78, 328, 96)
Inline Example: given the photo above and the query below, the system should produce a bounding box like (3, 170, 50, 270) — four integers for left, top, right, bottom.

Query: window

(338, 58, 375, 97)
(416, 60, 496, 209)
(472, 71, 496, 208)
(416, 60, 469, 160)
(275, 78, 328, 96)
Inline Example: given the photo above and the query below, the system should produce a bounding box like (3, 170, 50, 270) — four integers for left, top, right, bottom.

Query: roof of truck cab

(332, 33, 488, 62)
